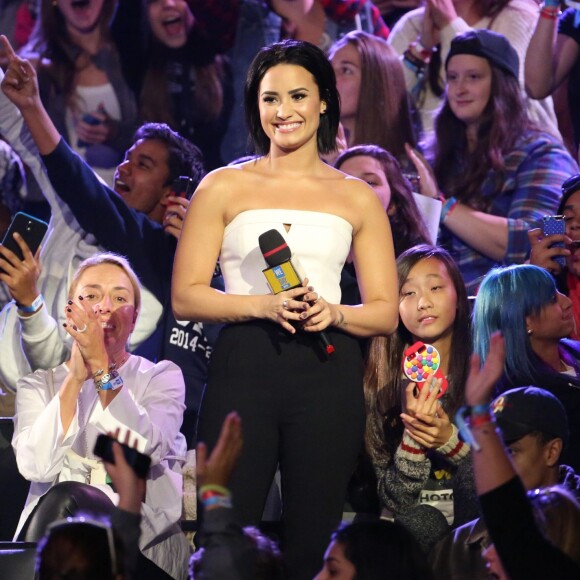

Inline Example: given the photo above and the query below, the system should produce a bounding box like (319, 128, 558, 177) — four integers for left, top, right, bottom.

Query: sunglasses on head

(562, 174, 580, 198)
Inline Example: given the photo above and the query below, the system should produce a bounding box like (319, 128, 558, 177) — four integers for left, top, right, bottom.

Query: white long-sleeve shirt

(13, 355, 190, 578)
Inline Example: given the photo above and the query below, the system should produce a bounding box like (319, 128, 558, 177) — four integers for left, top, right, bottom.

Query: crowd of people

(1, 1, 580, 579)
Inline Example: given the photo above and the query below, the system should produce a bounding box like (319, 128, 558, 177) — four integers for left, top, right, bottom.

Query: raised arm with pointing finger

(0, 36, 161, 391)
(1, 34, 216, 446)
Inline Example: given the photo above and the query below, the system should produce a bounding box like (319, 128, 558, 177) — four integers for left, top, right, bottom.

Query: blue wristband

(17, 294, 44, 314)
(440, 196, 458, 223)
(96, 375, 124, 392)
(202, 495, 233, 509)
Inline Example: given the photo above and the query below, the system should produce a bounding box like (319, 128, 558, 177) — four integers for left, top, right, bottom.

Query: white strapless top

(221, 209, 353, 304)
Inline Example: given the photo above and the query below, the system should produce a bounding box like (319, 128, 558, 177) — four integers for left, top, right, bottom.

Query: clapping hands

(401, 376, 453, 448)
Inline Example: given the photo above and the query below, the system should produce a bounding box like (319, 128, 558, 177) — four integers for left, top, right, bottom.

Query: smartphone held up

(171, 176, 196, 200)
(542, 215, 567, 269)
(0, 212, 48, 273)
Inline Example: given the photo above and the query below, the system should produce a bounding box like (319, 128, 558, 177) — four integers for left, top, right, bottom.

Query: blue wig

(473, 265, 558, 385)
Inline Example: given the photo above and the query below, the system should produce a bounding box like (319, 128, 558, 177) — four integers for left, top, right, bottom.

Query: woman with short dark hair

(173, 39, 399, 579)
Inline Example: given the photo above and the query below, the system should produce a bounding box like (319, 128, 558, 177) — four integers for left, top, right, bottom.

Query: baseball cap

(491, 386, 569, 446)
(445, 29, 519, 80)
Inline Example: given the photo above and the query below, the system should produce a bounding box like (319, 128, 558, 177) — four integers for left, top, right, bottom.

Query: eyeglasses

(44, 515, 118, 577)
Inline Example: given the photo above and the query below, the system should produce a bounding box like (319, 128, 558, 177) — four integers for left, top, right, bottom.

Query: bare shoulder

(192, 165, 246, 201)
(198, 164, 246, 186)
(190, 162, 267, 222)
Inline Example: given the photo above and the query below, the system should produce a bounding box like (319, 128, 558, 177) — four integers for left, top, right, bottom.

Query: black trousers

(197, 321, 366, 580)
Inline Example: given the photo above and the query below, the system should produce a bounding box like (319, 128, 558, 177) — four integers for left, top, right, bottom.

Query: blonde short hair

(68, 253, 142, 314)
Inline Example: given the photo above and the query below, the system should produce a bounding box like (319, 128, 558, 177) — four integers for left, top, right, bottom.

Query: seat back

(0, 542, 37, 580)
(0, 417, 29, 540)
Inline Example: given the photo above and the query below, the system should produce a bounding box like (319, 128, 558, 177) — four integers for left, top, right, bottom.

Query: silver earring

(527, 328, 533, 336)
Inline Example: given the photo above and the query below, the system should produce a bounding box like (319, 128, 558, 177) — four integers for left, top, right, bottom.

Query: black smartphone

(542, 215, 566, 268)
(171, 176, 195, 200)
(94, 434, 151, 479)
(0, 212, 48, 273)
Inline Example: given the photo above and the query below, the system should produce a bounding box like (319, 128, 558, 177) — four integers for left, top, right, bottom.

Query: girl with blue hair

(473, 264, 580, 471)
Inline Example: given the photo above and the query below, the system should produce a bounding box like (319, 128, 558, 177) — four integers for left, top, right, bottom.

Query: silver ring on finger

(76, 324, 88, 334)
(282, 300, 289, 310)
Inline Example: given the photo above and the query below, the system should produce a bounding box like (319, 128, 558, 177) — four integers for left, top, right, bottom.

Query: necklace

(110, 352, 130, 371)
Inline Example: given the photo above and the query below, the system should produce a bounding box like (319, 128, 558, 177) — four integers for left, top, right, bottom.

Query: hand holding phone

(542, 215, 567, 269)
(0, 212, 48, 274)
(171, 176, 195, 200)
(97, 435, 147, 514)
(163, 176, 195, 240)
(77, 112, 103, 147)
(94, 433, 151, 479)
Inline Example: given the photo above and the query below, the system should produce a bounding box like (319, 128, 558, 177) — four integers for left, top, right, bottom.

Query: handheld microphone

(258, 229, 335, 355)
(258, 230, 305, 293)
